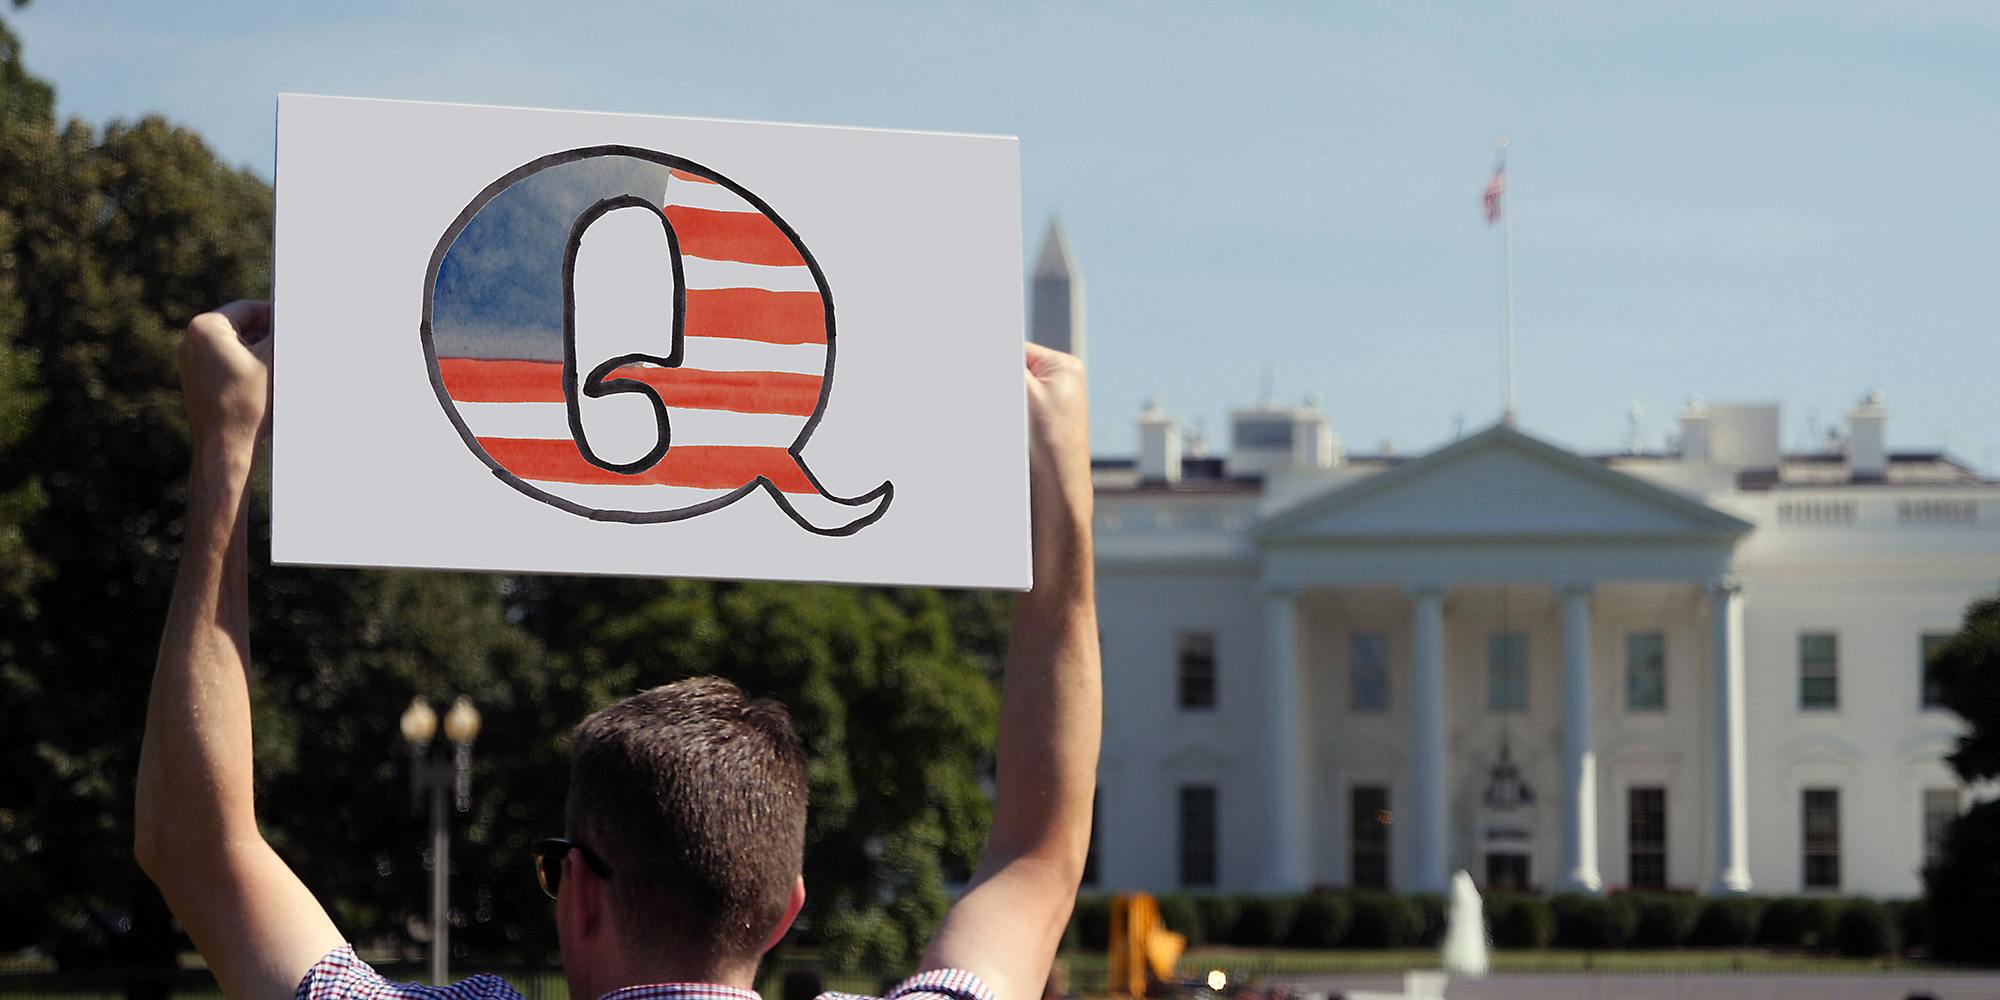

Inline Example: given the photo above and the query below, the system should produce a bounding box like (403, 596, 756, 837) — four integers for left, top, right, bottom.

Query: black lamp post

(400, 695, 480, 984)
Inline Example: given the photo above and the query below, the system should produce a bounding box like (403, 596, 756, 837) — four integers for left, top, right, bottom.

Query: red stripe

(477, 437, 812, 493)
(437, 358, 822, 415)
(666, 206, 804, 267)
(684, 289, 826, 345)
(669, 169, 719, 185)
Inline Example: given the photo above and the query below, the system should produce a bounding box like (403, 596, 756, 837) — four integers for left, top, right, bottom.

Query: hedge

(1551, 893, 1637, 948)
(1347, 891, 1423, 948)
(1155, 893, 1200, 944)
(1230, 895, 1299, 946)
(1192, 896, 1240, 947)
(1834, 899, 1900, 957)
(1070, 895, 1112, 951)
(1627, 894, 1704, 949)
(1487, 894, 1554, 950)
(1060, 890, 1908, 956)
(1287, 893, 1352, 948)
(1689, 896, 1763, 947)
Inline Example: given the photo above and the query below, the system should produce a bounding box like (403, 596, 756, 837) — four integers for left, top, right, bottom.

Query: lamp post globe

(400, 696, 438, 747)
(443, 696, 481, 745)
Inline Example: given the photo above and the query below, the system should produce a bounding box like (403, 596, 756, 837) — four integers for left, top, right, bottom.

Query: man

(135, 300, 1100, 1000)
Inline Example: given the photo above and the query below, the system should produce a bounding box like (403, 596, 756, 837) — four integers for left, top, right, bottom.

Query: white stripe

(523, 479, 744, 513)
(680, 256, 817, 292)
(457, 401, 805, 448)
(679, 337, 825, 376)
(664, 179, 755, 214)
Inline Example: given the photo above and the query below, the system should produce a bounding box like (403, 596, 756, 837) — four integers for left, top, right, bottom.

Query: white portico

(1089, 398, 1992, 899)
(1250, 425, 1752, 894)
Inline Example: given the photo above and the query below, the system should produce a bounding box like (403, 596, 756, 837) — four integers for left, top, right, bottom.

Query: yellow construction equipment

(1107, 893, 1187, 998)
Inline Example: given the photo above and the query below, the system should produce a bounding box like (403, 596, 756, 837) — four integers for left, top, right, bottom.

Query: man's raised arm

(919, 343, 1101, 1000)
(134, 302, 343, 1000)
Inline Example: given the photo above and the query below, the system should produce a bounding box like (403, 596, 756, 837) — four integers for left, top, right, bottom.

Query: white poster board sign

(273, 95, 1029, 589)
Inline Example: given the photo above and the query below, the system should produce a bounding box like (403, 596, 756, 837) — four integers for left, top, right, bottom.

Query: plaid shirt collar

(597, 985, 763, 1000)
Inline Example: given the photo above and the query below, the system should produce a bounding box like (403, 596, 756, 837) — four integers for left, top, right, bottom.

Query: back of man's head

(566, 677, 809, 965)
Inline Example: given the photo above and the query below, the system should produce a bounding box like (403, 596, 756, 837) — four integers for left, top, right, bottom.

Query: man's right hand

(1022, 342, 1091, 526)
(179, 299, 273, 457)
(920, 343, 1101, 1000)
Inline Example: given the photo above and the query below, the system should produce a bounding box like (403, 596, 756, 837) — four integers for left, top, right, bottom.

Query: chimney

(1679, 397, 1710, 463)
(1138, 400, 1181, 483)
(1847, 390, 1887, 481)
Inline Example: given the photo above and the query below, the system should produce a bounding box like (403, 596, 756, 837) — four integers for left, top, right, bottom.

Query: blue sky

(13, 2, 1998, 470)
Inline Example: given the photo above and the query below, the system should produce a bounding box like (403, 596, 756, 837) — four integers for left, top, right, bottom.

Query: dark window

(1350, 785, 1390, 889)
(1921, 633, 1953, 709)
(1799, 633, 1839, 710)
(1485, 853, 1529, 891)
(1350, 632, 1389, 713)
(1625, 632, 1666, 712)
(1923, 787, 1959, 871)
(1177, 632, 1216, 709)
(1802, 788, 1840, 890)
(1236, 419, 1294, 449)
(1488, 632, 1528, 712)
(1082, 790, 1100, 886)
(1178, 785, 1217, 887)
(1628, 787, 1667, 890)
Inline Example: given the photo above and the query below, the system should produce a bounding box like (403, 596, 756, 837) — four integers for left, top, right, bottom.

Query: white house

(1026, 224, 1998, 900)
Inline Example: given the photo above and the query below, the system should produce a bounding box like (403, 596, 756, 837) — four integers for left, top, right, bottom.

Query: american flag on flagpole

(1483, 160, 1506, 225)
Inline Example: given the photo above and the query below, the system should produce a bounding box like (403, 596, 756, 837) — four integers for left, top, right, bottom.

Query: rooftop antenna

(1452, 411, 1467, 441)
(1626, 401, 1644, 454)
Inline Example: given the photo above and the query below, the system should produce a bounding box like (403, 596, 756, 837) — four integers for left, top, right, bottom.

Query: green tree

(1924, 593, 2000, 964)
(507, 577, 1000, 970)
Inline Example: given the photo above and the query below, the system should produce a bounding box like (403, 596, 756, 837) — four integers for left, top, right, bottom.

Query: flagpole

(1498, 133, 1514, 426)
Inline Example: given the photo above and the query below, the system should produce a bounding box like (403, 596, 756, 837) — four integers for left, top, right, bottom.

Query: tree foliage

(1924, 593, 2000, 964)
(0, 12, 1003, 976)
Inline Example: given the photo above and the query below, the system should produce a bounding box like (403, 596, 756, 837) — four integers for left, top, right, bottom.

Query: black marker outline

(419, 145, 895, 536)
(563, 194, 681, 475)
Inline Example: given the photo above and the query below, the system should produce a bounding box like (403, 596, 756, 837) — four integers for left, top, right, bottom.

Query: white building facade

(1089, 400, 1998, 899)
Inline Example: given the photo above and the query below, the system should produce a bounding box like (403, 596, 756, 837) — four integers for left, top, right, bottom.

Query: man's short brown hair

(565, 677, 809, 962)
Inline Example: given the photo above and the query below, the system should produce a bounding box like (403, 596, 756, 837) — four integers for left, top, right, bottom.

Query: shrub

(1690, 897, 1764, 947)
(1192, 896, 1240, 948)
(1288, 893, 1352, 948)
(1551, 893, 1636, 949)
(1230, 895, 1299, 946)
(1627, 894, 1703, 949)
(1890, 898, 1930, 952)
(1756, 897, 1807, 947)
(1155, 894, 1200, 945)
(1800, 898, 1844, 950)
(1410, 893, 1450, 947)
(1347, 891, 1423, 948)
(1487, 894, 1554, 950)
(1928, 798, 2000, 963)
(1071, 895, 1113, 951)
(1834, 899, 1900, 957)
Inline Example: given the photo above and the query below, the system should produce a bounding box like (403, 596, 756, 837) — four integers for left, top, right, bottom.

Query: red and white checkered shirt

(296, 945, 995, 1000)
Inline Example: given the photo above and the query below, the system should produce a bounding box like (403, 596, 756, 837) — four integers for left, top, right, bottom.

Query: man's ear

(570, 854, 611, 940)
(760, 877, 807, 955)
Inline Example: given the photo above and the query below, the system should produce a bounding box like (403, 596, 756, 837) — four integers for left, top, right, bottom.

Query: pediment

(1256, 424, 1752, 542)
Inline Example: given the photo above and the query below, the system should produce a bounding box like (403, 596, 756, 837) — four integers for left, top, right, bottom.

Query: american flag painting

(421, 147, 893, 534)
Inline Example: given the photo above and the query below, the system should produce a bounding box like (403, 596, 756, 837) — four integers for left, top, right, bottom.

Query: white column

(1559, 583, 1603, 893)
(1708, 578, 1753, 894)
(1264, 586, 1309, 891)
(1408, 585, 1449, 894)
